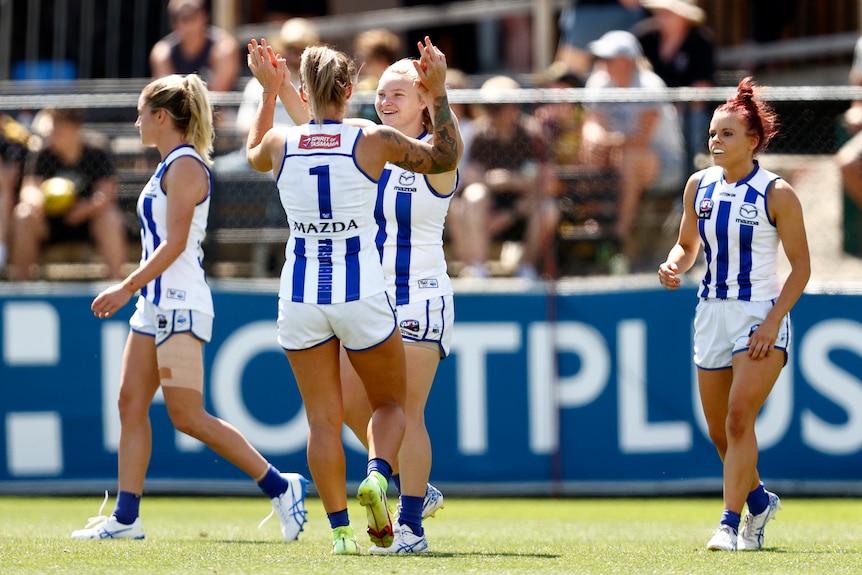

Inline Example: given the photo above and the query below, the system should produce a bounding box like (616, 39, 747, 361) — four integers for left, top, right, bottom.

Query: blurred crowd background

(0, 0, 861, 281)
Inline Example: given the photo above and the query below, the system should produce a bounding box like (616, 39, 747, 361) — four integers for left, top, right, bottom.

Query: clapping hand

(247, 38, 288, 93)
(413, 36, 447, 100)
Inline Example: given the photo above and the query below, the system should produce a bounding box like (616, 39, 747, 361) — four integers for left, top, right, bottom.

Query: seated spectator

(556, 0, 647, 81)
(534, 61, 585, 170)
(633, 0, 716, 168)
(0, 113, 32, 276)
(837, 35, 862, 210)
(579, 30, 685, 250)
(149, 0, 240, 92)
(446, 76, 560, 280)
(10, 108, 127, 281)
(216, 17, 320, 174)
(351, 28, 403, 123)
(444, 67, 479, 162)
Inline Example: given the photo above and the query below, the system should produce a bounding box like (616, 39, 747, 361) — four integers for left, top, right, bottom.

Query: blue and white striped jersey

(137, 145, 213, 315)
(694, 162, 782, 301)
(275, 121, 387, 304)
(375, 131, 456, 305)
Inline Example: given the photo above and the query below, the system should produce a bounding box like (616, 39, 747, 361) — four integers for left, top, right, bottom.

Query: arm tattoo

(385, 94, 461, 173)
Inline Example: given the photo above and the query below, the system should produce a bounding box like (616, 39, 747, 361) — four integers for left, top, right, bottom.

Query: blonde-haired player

(72, 73, 307, 542)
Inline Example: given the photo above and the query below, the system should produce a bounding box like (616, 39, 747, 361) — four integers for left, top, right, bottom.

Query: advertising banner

(1, 282, 860, 494)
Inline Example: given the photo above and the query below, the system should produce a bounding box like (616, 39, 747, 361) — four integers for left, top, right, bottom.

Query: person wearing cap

(579, 29, 686, 266)
(633, 0, 716, 167)
(149, 0, 241, 93)
(447, 75, 560, 280)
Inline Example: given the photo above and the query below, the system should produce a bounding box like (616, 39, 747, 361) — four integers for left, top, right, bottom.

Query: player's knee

(165, 403, 204, 437)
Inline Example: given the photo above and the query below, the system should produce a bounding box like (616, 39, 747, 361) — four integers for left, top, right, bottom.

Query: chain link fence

(0, 83, 857, 280)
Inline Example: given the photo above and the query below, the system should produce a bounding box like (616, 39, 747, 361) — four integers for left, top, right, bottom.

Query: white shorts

(693, 298, 791, 370)
(397, 295, 454, 359)
(129, 296, 213, 346)
(277, 291, 398, 352)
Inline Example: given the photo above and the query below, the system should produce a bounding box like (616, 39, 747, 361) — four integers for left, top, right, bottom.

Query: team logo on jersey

(736, 203, 760, 226)
(299, 134, 340, 149)
(400, 319, 421, 332)
(395, 172, 418, 193)
(698, 198, 714, 219)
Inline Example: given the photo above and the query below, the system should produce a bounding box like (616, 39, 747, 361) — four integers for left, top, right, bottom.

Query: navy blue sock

(720, 509, 741, 533)
(366, 458, 393, 485)
(398, 495, 424, 536)
(392, 474, 402, 494)
(746, 482, 769, 516)
(112, 491, 141, 525)
(327, 508, 350, 529)
(257, 464, 288, 499)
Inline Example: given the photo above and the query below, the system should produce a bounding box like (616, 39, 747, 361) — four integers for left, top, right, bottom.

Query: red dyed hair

(714, 76, 779, 155)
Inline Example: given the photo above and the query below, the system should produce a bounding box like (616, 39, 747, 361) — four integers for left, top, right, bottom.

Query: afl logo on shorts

(400, 319, 421, 332)
(698, 198, 714, 219)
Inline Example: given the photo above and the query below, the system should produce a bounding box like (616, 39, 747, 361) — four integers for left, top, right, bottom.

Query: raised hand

(247, 38, 285, 93)
(413, 36, 447, 99)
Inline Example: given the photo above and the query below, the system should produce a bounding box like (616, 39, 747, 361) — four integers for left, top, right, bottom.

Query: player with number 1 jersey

(277, 122, 386, 305)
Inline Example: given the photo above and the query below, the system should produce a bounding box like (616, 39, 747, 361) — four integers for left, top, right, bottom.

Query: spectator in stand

(556, 0, 647, 81)
(534, 61, 585, 170)
(633, 0, 716, 167)
(149, 0, 241, 93)
(215, 17, 321, 173)
(579, 30, 685, 256)
(444, 68, 478, 162)
(447, 75, 559, 280)
(10, 108, 128, 281)
(0, 113, 31, 276)
(352, 29, 404, 123)
(836, 35, 862, 210)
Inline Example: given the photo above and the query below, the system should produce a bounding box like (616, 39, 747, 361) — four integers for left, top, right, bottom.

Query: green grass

(0, 496, 860, 574)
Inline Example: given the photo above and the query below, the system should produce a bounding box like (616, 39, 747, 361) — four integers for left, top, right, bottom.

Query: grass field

(0, 495, 860, 574)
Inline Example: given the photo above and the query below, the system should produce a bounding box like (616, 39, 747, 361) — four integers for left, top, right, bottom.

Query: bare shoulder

(149, 39, 171, 63)
(767, 177, 803, 219)
(768, 177, 800, 202)
(212, 26, 239, 51)
(681, 169, 706, 195)
(344, 117, 378, 129)
(164, 155, 208, 182)
(360, 123, 408, 146)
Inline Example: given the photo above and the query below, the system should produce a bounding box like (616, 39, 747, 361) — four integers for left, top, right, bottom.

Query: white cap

(588, 30, 643, 60)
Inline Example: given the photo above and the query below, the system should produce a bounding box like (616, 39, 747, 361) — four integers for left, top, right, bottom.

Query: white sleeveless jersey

(375, 132, 456, 305)
(137, 145, 213, 315)
(694, 162, 782, 301)
(276, 121, 386, 304)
